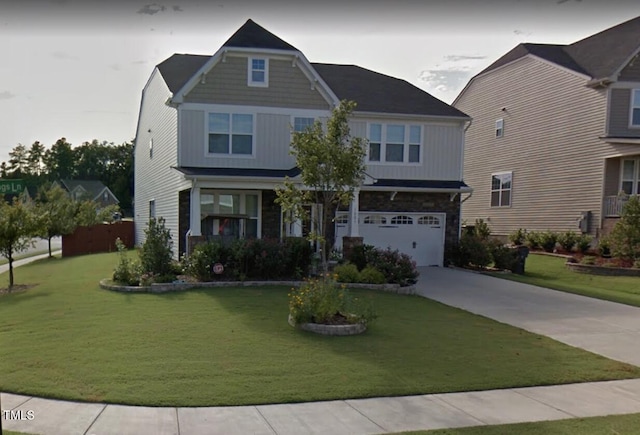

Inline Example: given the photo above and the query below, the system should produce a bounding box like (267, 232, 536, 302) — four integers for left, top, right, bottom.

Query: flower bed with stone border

(565, 262, 640, 277)
(287, 314, 366, 336)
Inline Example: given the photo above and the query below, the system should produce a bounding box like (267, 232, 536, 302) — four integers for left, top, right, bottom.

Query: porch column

(291, 216, 303, 237)
(190, 184, 201, 236)
(347, 189, 360, 237)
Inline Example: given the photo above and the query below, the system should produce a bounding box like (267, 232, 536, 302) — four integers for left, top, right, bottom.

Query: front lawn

(490, 254, 640, 307)
(1, 252, 639, 407)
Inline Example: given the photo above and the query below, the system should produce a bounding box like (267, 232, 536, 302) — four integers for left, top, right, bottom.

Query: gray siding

(455, 56, 610, 236)
(184, 56, 330, 110)
(618, 55, 640, 81)
(604, 158, 621, 196)
(608, 88, 639, 137)
(134, 69, 190, 257)
(350, 117, 465, 181)
(179, 111, 297, 169)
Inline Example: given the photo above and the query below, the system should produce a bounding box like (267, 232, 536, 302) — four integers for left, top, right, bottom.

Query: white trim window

(293, 117, 314, 133)
(491, 172, 512, 207)
(208, 113, 254, 156)
(200, 190, 261, 239)
(367, 123, 422, 164)
(632, 89, 640, 127)
(495, 118, 504, 138)
(248, 57, 268, 87)
(621, 158, 640, 195)
(149, 199, 156, 218)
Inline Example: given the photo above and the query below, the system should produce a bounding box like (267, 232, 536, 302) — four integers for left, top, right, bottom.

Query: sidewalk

(0, 251, 62, 276)
(3, 265, 640, 434)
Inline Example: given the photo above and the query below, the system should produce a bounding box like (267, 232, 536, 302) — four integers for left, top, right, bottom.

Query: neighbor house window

(293, 117, 314, 133)
(368, 123, 422, 164)
(621, 158, 640, 195)
(632, 89, 640, 127)
(208, 113, 253, 155)
(248, 57, 268, 87)
(495, 119, 504, 137)
(491, 172, 512, 207)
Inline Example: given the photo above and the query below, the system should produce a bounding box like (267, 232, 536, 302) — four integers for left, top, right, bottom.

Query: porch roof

(174, 166, 301, 178)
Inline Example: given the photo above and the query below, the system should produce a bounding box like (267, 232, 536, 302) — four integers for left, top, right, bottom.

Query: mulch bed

(0, 284, 37, 295)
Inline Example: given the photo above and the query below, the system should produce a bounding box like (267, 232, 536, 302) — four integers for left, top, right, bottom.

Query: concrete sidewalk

(3, 264, 640, 434)
(0, 251, 62, 276)
(4, 378, 640, 435)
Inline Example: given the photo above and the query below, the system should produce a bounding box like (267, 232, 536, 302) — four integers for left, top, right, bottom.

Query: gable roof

(477, 16, 640, 81)
(222, 19, 298, 51)
(60, 179, 119, 203)
(157, 54, 209, 93)
(312, 63, 469, 118)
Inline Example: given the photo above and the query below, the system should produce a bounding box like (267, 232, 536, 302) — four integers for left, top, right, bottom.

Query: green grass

(1, 252, 640, 407)
(0, 249, 55, 266)
(402, 412, 640, 434)
(490, 254, 640, 307)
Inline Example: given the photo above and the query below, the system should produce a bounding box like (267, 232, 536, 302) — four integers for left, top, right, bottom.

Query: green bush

(365, 247, 419, 286)
(633, 260, 640, 269)
(508, 228, 526, 246)
(182, 241, 232, 282)
(580, 256, 597, 265)
(525, 231, 541, 250)
(538, 231, 558, 253)
(112, 238, 141, 285)
(348, 244, 377, 271)
(140, 217, 174, 279)
(557, 231, 578, 252)
(609, 196, 640, 260)
(358, 266, 386, 284)
(334, 263, 361, 283)
(283, 237, 313, 279)
(575, 234, 592, 254)
(490, 243, 518, 271)
(598, 236, 612, 257)
(473, 218, 492, 240)
(459, 233, 492, 269)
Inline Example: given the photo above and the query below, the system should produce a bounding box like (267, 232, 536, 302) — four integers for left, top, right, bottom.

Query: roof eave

(353, 110, 470, 122)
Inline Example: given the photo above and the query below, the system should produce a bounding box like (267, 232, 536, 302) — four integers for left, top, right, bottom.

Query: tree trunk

(48, 236, 52, 258)
(8, 250, 13, 291)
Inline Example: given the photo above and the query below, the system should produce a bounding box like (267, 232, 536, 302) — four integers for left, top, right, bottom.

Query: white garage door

(335, 212, 446, 267)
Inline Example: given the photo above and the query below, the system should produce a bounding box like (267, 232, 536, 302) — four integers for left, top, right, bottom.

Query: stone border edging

(99, 279, 416, 294)
(287, 314, 366, 336)
(565, 262, 640, 276)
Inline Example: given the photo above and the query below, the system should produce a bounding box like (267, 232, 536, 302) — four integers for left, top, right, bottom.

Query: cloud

(52, 51, 78, 60)
(109, 64, 121, 71)
(172, 5, 183, 12)
(137, 3, 166, 15)
(0, 91, 16, 100)
(514, 29, 532, 36)
(443, 55, 487, 62)
(557, 0, 582, 3)
(131, 60, 147, 65)
(419, 69, 473, 93)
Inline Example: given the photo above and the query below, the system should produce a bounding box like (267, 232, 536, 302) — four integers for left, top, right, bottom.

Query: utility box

(578, 211, 591, 234)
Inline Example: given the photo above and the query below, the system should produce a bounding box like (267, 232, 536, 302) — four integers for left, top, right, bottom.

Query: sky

(1, 0, 639, 164)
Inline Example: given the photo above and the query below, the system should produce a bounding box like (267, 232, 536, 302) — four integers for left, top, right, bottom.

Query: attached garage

(335, 212, 446, 267)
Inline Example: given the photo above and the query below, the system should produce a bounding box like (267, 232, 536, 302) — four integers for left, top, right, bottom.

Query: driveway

(415, 267, 640, 366)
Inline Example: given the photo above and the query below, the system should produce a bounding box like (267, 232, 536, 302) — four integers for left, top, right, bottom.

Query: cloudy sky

(1, 0, 639, 163)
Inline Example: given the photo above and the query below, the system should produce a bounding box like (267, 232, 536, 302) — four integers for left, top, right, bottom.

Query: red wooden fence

(62, 221, 134, 257)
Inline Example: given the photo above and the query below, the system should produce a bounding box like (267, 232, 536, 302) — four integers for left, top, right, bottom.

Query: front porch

(603, 155, 640, 217)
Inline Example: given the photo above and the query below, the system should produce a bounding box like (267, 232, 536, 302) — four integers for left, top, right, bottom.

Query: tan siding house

(454, 16, 640, 238)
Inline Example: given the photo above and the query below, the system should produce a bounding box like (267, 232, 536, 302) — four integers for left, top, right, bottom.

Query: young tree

(0, 198, 38, 290)
(276, 100, 367, 272)
(609, 195, 640, 260)
(35, 184, 77, 257)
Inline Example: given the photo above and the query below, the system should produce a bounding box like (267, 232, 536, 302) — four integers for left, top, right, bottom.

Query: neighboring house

(454, 16, 640, 239)
(55, 179, 119, 208)
(134, 19, 471, 266)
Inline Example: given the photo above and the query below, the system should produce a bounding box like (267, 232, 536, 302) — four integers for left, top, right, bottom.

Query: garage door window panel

(391, 215, 413, 225)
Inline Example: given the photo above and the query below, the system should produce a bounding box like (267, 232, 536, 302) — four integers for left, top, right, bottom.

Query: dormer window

(248, 57, 268, 87)
(632, 89, 640, 127)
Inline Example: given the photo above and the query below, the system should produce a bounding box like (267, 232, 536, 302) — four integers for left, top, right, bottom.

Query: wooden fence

(62, 221, 134, 257)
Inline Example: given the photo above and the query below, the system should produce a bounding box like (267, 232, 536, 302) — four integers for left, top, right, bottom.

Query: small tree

(0, 198, 38, 289)
(275, 100, 367, 272)
(609, 196, 640, 260)
(140, 217, 174, 280)
(36, 184, 77, 257)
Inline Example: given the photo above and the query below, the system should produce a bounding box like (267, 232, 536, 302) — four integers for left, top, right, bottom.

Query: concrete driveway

(415, 266, 640, 366)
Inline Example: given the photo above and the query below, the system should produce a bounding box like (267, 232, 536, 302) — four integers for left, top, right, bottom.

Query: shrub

(473, 218, 492, 240)
(283, 237, 313, 279)
(538, 231, 558, 253)
(334, 263, 361, 283)
(365, 247, 419, 286)
(580, 255, 597, 265)
(348, 244, 377, 271)
(140, 217, 174, 278)
(358, 266, 386, 284)
(609, 196, 640, 260)
(525, 231, 541, 250)
(557, 231, 578, 252)
(288, 276, 376, 325)
(182, 241, 231, 282)
(508, 228, 526, 246)
(459, 233, 492, 269)
(633, 260, 640, 269)
(598, 236, 612, 257)
(112, 238, 141, 285)
(490, 242, 518, 271)
(575, 234, 592, 254)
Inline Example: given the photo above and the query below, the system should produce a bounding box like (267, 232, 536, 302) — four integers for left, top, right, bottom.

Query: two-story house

(454, 16, 640, 239)
(134, 19, 471, 267)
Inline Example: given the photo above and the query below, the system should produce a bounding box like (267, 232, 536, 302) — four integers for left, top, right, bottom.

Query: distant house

(55, 179, 119, 208)
(134, 19, 471, 266)
(454, 16, 640, 238)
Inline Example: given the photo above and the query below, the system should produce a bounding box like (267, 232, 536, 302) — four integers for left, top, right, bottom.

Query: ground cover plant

(2, 252, 640, 407)
(490, 254, 640, 307)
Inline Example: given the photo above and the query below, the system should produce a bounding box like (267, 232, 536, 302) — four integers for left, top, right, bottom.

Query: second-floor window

(495, 118, 504, 137)
(632, 89, 640, 127)
(208, 113, 254, 156)
(368, 123, 421, 164)
(248, 57, 268, 87)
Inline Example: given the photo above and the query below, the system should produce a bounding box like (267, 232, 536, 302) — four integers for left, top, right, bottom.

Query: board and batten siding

(349, 118, 465, 181)
(184, 56, 331, 110)
(134, 68, 190, 257)
(455, 55, 609, 236)
(179, 110, 301, 169)
(608, 88, 639, 137)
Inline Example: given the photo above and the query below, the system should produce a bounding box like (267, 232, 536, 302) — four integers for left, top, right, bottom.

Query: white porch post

(190, 183, 201, 236)
(291, 216, 303, 237)
(347, 189, 360, 237)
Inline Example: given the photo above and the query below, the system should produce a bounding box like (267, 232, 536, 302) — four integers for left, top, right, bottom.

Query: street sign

(0, 179, 25, 195)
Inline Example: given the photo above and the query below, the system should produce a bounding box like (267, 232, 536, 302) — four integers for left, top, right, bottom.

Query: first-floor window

(621, 158, 640, 195)
(149, 199, 156, 218)
(199, 191, 260, 239)
(293, 117, 314, 133)
(208, 113, 253, 155)
(491, 172, 512, 207)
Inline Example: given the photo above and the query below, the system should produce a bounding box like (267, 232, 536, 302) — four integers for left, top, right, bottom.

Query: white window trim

(149, 138, 153, 159)
(495, 118, 504, 138)
(620, 158, 640, 195)
(289, 115, 316, 146)
(630, 89, 640, 128)
(248, 57, 269, 88)
(199, 190, 262, 239)
(490, 171, 512, 208)
(149, 199, 156, 219)
(365, 122, 423, 165)
(205, 111, 256, 159)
